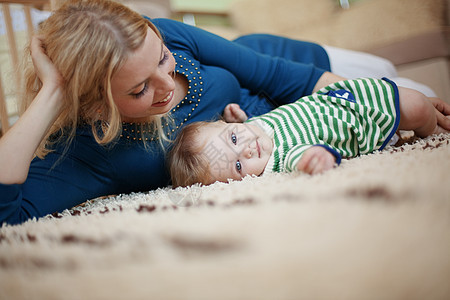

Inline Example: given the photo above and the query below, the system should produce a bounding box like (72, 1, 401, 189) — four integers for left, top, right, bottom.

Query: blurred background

(1, 0, 449, 135)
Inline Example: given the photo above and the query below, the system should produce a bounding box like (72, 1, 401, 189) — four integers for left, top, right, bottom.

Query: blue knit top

(0, 18, 330, 225)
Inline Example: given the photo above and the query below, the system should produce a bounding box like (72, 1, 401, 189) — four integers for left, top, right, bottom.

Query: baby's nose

(242, 145, 253, 159)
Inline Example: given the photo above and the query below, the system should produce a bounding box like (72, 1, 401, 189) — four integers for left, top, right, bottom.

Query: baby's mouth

(255, 140, 261, 158)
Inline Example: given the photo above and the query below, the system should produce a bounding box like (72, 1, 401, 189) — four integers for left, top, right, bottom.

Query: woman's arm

(153, 19, 331, 103)
(0, 36, 64, 184)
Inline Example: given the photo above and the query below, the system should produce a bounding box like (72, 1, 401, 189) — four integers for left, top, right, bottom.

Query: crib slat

(2, 4, 19, 70)
(1, 4, 19, 135)
(0, 1, 48, 4)
(50, 0, 59, 10)
(24, 5, 34, 37)
(2, 5, 16, 65)
(0, 71, 10, 134)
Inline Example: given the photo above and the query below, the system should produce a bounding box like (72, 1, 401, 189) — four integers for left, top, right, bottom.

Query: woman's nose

(154, 71, 175, 93)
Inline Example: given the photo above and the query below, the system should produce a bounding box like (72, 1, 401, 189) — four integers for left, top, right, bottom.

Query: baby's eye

(236, 160, 242, 172)
(231, 132, 237, 145)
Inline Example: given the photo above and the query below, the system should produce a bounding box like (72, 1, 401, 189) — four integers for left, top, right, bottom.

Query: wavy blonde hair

(20, 0, 166, 158)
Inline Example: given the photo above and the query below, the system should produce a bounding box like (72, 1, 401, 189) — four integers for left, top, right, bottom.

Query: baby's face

(197, 122, 273, 183)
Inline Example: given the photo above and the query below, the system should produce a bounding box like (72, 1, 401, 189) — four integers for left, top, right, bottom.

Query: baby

(168, 78, 450, 187)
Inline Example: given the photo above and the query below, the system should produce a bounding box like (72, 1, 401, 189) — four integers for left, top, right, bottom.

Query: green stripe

(285, 145, 311, 171)
(296, 100, 317, 144)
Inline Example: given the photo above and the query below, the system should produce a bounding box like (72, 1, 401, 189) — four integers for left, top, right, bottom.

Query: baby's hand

(429, 97, 450, 131)
(296, 146, 336, 175)
(223, 103, 248, 123)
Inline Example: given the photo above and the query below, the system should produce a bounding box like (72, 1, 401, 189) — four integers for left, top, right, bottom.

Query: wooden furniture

(0, 0, 59, 136)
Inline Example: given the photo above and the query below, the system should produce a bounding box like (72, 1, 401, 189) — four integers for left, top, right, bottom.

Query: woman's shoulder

(150, 17, 179, 29)
(150, 18, 219, 50)
(149, 18, 193, 38)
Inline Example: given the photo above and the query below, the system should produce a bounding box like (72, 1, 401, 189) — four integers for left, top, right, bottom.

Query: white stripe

(311, 95, 331, 144)
(284, 105, 303, 144)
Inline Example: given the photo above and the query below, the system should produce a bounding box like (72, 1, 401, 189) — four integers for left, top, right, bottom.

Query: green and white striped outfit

(246, 78, 400, 173)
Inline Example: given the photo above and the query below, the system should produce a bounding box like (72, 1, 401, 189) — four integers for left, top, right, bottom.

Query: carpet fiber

(1, 133, 449, 300)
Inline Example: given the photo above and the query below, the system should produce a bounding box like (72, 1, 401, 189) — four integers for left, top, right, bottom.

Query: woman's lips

(152, 91, 174, 107)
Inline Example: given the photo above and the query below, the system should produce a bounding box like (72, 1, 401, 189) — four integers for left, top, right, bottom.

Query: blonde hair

(20, 0, 167, 158)
(168, 121, 220, 187)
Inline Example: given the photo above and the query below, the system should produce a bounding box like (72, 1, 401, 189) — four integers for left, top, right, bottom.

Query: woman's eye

(132, 83, 148, 99)
(235, 160, 242, 172)
(159, 50, 169, 66)
(231, 132, 237, 145)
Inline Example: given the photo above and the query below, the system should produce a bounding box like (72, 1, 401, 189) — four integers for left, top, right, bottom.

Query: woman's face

(111, 28, 176, 122)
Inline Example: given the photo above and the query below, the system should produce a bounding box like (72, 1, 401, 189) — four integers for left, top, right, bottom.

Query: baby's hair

(169, 121, 221, 187)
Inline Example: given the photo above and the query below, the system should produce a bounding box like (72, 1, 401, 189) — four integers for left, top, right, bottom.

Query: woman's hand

(30, 35, 64, 88)
(222, 103, 248, 123)
(296, 146, 336, 175)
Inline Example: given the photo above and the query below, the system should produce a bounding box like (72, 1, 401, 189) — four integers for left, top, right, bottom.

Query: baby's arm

(223, 103, 248, 123)
(397, 87, 450, 136)
(296, 146, 337, 175)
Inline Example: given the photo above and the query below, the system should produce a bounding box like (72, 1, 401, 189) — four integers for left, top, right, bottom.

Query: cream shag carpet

(1, 133, 449, 300)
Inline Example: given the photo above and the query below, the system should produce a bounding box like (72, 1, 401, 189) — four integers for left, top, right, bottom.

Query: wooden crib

(0, 0, 59, 136)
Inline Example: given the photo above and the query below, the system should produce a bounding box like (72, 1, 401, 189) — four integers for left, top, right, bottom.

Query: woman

(1, 0, 448, 225)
